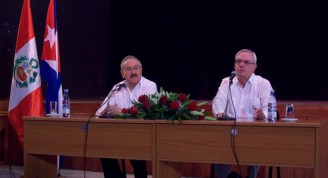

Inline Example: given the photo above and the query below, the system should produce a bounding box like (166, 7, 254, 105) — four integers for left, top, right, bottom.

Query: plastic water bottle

(267, 90, 277, 122)
(62, 89, 71, 118)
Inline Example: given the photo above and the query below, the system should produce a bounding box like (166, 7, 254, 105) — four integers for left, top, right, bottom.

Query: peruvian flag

(41, 0, 62, 115)
(8, 0, 44, 146)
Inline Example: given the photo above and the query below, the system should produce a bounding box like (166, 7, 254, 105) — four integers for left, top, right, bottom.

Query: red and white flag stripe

(8, 0, 44, 146)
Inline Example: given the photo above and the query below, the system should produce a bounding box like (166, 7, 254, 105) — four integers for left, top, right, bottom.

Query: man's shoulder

(141, 76, 156, 85)
(140, 77, 157, 94)
(253, 74, 269, 81)
(221, 76, 230, 83)
(253, 74, 271, 85)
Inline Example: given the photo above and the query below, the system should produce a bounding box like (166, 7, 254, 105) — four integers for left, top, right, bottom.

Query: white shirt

(96, 77, 157, 116)
(212, 73, 273, 120)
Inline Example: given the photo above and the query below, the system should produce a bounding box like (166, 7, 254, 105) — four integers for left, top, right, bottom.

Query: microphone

(229, 71, 236, 86)
(115, 83, 126, 91)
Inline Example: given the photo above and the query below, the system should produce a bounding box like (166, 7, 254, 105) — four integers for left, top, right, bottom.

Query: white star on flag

(44, 25, 56, 48)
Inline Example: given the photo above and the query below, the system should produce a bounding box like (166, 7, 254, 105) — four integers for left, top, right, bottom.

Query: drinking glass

(285, 104, 294, 119)
(50, 101, 58, 114)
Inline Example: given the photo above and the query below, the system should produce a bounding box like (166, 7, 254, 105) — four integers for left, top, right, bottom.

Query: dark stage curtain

(1, 1, 328, 100)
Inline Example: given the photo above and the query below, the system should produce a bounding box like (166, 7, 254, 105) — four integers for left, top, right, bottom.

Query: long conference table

(24, 116, 328, 178)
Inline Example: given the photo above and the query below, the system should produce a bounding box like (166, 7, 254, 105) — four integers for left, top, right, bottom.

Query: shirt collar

(124, 76, 144, 90)
(248, 73, 256, 85)
(235, 73, 255, 86)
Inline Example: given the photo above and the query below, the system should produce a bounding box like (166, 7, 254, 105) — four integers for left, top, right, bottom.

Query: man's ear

(253, 64, 257, 72)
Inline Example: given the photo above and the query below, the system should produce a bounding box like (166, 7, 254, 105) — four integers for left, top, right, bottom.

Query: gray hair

(235, 49, 257, 64)
(120, 55, 142, 70)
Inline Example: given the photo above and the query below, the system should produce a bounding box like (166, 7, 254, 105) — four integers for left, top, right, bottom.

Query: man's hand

(215, 113, 225, 119)
(108, 105, 123, 117)
(253, 106, 265, 120)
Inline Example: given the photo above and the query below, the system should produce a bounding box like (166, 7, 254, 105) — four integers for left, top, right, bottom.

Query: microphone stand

(229, 81, 242, 178)
(96, 83, 127, 178)
(218, 72, 242, 177)
(82, 85, 126, 177)
(217, 77, 236, 121)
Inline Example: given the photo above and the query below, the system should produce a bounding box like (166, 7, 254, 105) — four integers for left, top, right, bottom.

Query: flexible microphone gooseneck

(83, 113, 93, 178)
(97, 83, 126, 118)
(218, 71, 236, 121)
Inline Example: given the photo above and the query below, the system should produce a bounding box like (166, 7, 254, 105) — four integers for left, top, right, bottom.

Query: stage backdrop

(1, 0, 328, 101)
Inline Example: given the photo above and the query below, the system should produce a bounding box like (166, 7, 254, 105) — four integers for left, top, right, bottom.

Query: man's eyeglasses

(123, 66, 142, 72)
(235, 59, 255, 65)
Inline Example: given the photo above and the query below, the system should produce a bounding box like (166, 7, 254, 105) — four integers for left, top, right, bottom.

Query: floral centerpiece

(118, 87, 215, 122)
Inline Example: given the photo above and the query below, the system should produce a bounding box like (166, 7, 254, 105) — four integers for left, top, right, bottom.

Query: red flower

(138, 95, 149, 103)
(177, 93, 186, 102)
(122, 108, 130, 113)
(159, 95, 168, 105)
(187, 101, 197, 111)
(130, 106, 139, 116)
(143, 101, 151, 110)
(198, 115, 205, 120)
(170, 100, 180, 111)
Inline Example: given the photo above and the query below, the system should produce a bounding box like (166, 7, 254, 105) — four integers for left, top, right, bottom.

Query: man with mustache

(212, 49, 274, 178)
(96, 55, 157, 178)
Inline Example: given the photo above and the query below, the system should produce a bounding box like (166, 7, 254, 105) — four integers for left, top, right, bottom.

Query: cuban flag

(41, 0, 62, 115)
(41, 0, 64, 175)
(8, 0, 44, 146)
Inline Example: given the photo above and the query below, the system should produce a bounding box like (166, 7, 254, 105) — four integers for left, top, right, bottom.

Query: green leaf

(182, 100, 193, 106)
(205, 116, 216, 121)
(197, 101, 207, 106)
(190, 111, 204, 116)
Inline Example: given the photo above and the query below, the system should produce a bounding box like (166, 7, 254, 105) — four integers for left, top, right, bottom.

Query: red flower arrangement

(118, 87, 214, 122)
